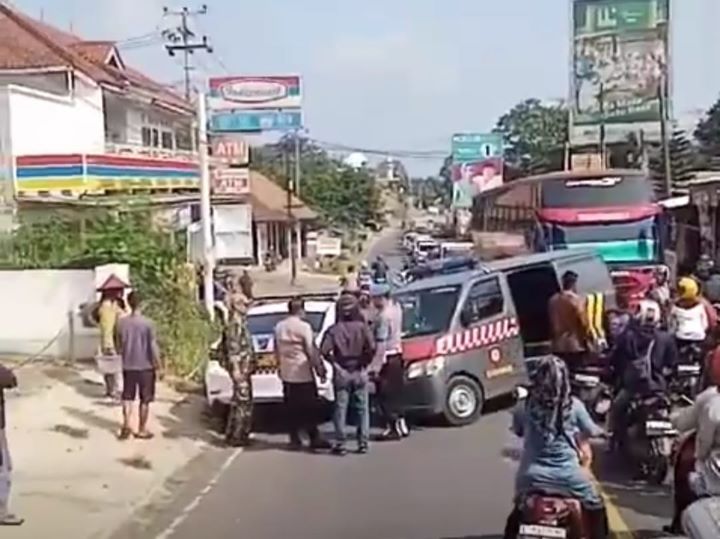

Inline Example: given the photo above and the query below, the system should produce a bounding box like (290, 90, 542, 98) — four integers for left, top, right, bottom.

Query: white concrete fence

(0, 264, 128, 360)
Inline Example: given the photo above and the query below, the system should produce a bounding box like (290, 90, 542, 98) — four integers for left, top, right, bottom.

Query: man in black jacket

(321, 293, 375, 455)
(608, 299, 678, 448)
(0, 363, 22, 526)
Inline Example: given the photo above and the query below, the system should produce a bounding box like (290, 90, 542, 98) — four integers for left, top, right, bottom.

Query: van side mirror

(460, 310, 472, 328)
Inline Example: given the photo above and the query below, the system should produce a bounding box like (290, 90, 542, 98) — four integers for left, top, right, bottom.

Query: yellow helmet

(678, 277, 699, 300)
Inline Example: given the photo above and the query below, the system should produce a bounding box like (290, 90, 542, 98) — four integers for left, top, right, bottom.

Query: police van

(396, 250, 614, 426)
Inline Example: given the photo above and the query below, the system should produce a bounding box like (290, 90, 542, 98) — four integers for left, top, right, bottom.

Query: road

(112, 229, 674, 539)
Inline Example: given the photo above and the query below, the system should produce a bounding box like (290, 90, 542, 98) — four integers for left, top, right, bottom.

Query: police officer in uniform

(221, 288, 256, 447)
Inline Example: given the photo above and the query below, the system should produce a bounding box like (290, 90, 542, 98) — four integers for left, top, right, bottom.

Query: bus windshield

(542, 216, 660, 264)
(396, 285, 461, 339)
(541, 175, 655, 209)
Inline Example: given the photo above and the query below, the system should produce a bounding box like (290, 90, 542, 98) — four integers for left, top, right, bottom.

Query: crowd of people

(217, 258, 409, 455)
(506, 261, 720, 538)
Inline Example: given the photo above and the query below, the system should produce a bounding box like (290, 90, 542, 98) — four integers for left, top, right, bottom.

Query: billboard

(571, 0, 670, 146)
(451, 133, 504, 209)
(208, 75, 302, 133)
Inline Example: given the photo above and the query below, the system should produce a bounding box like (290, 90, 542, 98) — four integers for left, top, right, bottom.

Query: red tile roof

(0, 3, 192, 112)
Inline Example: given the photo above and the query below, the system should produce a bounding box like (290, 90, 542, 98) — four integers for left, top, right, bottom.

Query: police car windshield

(417, 242, 437, 253)
(396, 285, 461, 339)
(247, 312, 325, 335)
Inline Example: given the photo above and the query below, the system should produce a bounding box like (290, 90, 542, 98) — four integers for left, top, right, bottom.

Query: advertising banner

(571, 0, 670, 146)
(211, 167, 250, 196)
(208, 76, 301, 110)
(451, 133, 504, 209)
(210, 134, 249, 166)
(208, 75, 303, 133)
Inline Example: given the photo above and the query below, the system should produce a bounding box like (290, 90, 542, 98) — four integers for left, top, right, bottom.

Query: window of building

(161, 131, 174, 150)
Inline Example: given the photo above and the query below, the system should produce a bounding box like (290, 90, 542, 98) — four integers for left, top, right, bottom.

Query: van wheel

(443, 375, 484, 426)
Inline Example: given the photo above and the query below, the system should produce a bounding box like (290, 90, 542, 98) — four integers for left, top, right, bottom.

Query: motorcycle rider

(372, 256, 389, 283)
(669, 277, 710, 357)
(608, 299, 678, 450)
(665, 350, 720, 534)
(358, 261, 373, 292)
(504, 356, 608, 539)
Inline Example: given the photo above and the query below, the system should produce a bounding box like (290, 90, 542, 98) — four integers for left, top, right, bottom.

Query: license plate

(574, 373, 599, 386)
(519, 524, 567, 538)
(678, 364, 700, 375)
(256, 354, 277, 369)
(646, 420, 673, 435)
(595, 398, 611, 415)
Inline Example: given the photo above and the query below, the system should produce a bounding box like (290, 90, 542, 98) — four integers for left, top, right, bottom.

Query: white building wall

(7, 76, 105, 155)
(0, 269, 98, 359)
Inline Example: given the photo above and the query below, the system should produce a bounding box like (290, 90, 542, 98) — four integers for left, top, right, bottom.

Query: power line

(162, 5, 213, 101)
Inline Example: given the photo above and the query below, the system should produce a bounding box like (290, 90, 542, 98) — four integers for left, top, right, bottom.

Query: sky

(11, 0, 720, 175)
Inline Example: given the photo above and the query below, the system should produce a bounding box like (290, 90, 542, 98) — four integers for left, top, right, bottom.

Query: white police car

(204, 296, 337, 406)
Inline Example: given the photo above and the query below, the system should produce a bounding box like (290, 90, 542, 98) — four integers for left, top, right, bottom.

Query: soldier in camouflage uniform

(221, 287, 256, 447)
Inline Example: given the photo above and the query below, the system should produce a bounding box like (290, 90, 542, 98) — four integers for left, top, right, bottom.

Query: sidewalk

(3, 361, 217, 539)
(250, 266, 339, 297)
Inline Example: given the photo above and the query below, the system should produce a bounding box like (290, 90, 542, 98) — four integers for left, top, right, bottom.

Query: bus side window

(461, 277, 504, 326)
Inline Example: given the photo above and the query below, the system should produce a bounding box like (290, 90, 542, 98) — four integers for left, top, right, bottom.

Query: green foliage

(648, 129, 699, 196)
(494, 98, 569, 175)
(0, 209, 212, 378)
(695, 96, 720, 170)
(251, 138, 381, 229)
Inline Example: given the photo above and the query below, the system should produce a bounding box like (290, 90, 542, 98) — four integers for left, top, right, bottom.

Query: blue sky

(14, 0, 720, 175)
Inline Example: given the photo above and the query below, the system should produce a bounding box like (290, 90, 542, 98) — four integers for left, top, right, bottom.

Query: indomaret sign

(210, 135, 249, 166)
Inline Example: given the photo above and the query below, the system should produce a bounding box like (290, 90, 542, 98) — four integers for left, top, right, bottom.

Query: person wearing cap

(221, 288, 257, 447)
(96, 274, 129, 400)
(548, 270, 593, 373)
(371, 283, 408, 440)
(320, 292, 376, 455)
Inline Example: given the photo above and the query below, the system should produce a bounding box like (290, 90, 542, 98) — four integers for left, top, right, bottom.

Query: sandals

(117, 427, 133, 440)
(134, 431, 154, 440)
(0, 514, 24, 526)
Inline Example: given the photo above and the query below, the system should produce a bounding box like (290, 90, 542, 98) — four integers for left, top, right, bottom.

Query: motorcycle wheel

(644, 449, 670, 485)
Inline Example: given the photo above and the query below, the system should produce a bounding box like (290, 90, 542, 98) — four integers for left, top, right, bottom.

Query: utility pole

(196, 92, 214, 320)
(163, 5, 213, 101)
(293, 131, 301, 284)
(658, 71, 673, 198)
(283, 138, 296, 285)
(597, 83, 606, 169)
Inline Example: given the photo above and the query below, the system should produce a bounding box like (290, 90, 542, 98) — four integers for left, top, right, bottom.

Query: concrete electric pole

(163, 5, 213, 101)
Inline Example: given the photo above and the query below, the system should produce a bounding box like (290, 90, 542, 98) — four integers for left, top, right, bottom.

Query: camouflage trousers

(225, 361, 254, 447)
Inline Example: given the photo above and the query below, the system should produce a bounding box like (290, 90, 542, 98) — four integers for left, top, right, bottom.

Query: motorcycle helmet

(635, 299, 662, 328)
(697, 255, 714, 280)
(360, 260, 369, 270)
(678, 277, 699, 301)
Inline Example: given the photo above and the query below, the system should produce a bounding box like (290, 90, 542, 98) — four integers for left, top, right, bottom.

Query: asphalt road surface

(113, 229, 675, 539)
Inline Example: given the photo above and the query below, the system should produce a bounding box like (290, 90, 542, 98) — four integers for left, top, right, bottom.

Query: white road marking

(155, 448, 243, 539)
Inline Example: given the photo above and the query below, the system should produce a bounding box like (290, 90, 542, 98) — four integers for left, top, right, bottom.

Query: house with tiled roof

(0, 2, 317, 265)
(0, 1, 198, 205)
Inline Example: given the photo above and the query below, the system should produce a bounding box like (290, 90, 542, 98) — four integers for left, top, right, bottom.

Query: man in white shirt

(274, 298, 330, 451)
(371, 285, 408, 440)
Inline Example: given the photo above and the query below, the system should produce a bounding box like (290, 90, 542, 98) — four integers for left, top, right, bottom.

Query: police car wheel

(443, 376, 484, 426)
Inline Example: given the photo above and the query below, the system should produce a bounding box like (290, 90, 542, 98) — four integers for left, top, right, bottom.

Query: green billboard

(571, 0, 670, 146)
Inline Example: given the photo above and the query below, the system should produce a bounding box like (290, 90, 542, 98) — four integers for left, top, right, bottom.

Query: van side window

(462, 277, 504, 324)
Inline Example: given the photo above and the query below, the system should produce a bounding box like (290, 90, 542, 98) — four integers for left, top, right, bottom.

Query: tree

(252, 138, 381, 230)
(695, 96, 720, 170)
(648, 129, 698, 195)
(494, 98, 569, 175)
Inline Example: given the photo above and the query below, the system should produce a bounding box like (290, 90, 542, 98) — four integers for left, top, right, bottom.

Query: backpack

(623, 339, 655, 391)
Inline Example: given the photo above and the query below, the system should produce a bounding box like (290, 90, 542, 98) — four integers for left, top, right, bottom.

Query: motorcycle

(622, 393, 678, 484)
(674, 341, 704, 400)
(512, 494, 589, 539)
(569, 366, 613, 424)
